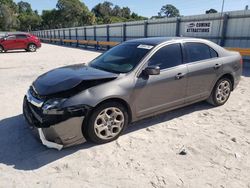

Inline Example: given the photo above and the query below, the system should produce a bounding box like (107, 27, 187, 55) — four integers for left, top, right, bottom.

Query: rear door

(2, 35, 16, 50)
(134, 43, 188, 117)
(15, 34, 28, 49)
(184, 42, 221, 103)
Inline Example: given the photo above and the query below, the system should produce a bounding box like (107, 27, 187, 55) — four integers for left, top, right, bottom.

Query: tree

(0, 0, 146, 31)
(206, 8, 218, 14)
(130, 12, 146, 21)
(0, 4, 18, 31)
(17, 1, 41, 31)
(111, 5, 122, 17)
(41, 9, 62, 29)
(158, 4, 180, 18)
(56, 0, 90, 27)
(92, 1, 113, 18)
(0, 0, 18, 12)
(17, 1, 32, 14)
(18, 12, 41, 31)
(92, 1, 146, 24)
(120, 7, 131, 19)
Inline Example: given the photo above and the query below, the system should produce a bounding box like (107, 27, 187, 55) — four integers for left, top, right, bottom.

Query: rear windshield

(89, 43, 154, 73)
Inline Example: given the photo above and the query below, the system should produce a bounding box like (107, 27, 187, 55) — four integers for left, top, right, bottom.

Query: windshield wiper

(90, 64, 120, 74)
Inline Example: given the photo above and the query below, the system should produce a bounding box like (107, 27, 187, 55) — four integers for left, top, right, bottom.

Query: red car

(0, 33, 41, 53)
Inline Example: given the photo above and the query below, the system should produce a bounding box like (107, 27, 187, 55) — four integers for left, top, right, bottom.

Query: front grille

(29, 102, 44, 118)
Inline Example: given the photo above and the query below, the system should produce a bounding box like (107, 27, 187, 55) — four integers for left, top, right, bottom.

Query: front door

(134, 43, 188, 118)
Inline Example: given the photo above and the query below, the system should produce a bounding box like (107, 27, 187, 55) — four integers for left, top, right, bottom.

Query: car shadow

(0, 101, 212, 171)
(2, 50, 27, 54)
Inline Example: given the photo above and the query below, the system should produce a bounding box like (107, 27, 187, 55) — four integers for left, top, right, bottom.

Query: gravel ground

(0, 43, 250, 188)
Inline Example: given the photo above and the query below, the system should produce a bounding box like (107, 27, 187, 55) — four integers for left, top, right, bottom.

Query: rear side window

(185, 42, 218, 63)
(210, 47, 218, 58)
(148, 43, 183, 70)
(16, 35, 27, 39)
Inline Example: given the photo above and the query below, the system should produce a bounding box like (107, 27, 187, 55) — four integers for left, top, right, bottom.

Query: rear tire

(207, 78, 232, 106)
(84, 102, 128, 144)
(0, 46, 4, 53)
(27, 44, 37, 52)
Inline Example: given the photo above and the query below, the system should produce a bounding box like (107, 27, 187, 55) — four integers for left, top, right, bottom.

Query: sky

(13, 0, 250, 17)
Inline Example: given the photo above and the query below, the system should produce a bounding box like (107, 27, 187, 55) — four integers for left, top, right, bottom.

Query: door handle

(175, 73, 186, 80)
(214, 63, 222, 70)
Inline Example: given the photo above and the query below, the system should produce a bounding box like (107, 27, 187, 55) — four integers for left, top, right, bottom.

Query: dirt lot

(0, 43, 250, 188)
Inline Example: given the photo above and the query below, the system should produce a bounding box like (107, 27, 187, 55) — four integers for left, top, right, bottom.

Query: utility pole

(218, 0, 225, 44)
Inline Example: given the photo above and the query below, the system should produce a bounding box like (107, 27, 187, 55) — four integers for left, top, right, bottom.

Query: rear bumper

(23, 97, 87, 149)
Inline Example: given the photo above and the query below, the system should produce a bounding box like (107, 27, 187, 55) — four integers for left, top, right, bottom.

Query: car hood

(33, 64, 119, 96)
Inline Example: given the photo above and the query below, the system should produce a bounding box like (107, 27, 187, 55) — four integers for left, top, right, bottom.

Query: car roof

(125, 37, 204, 46)
(6, 32, 29, 36)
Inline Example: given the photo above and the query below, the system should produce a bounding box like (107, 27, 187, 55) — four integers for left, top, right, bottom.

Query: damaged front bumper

(23, 90, 91, 150)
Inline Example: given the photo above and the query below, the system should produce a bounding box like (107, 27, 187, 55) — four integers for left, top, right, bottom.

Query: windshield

(89, 43, 154, 73)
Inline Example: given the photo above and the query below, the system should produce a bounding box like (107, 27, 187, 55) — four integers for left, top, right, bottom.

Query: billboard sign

(185, 21, 212, 33)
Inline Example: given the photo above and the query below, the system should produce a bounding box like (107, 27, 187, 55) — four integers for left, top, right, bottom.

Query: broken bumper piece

(38, 128, 63, 150)
(23, 95, 90, 149)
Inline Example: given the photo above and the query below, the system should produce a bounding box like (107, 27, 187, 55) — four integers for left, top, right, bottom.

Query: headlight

(42, 98, 67, 115)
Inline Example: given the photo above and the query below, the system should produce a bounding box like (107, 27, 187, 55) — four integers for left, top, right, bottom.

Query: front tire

(27, 44, 37, 52)
(207, 78, 232, 106)
(84, 102, 128, 144)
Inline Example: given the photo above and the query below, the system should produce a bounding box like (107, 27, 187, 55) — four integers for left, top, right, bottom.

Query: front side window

(148, 43, 183, 70)
(184, 42, 218, 63)
(89, 43, 153, 73)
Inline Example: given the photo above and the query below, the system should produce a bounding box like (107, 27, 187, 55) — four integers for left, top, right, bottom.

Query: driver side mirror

(143, 65, 160, 76)
(3, 37, 7, 40)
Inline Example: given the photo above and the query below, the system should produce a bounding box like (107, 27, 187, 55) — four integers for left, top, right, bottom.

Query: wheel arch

(0, 44, 4, 51)
(93, 98, 132, 124)
(82, 97, 132, 142)
(27, 43, 37, 48)
(217, 73, 235, 91)
(83, 97, 132, 125)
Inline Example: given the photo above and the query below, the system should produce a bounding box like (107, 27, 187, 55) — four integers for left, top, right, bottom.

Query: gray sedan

(23, 37, 242, 149)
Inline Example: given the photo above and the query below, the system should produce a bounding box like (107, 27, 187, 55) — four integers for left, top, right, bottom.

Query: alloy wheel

(94, 107, 125, 140)
(29, 44, 36, 52)
(215, 80, 231, 104)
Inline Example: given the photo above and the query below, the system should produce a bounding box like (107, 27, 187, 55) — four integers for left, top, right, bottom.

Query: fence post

(69, 28, 72, 46)
(93, 26, 96, 41)
(93, 26, 97, 49)
(84, 27, 87, 48)
(123, 23, 126, 41)
(176, 17, 181, 37)
(57, 29, 62, 44)
(63, 29, 65, 45)
(144, 21, 148, 38)
(84, 27, 87, 40)
(220, 13, 229, 47)
(50, 30, 52, 42)
(107, 25, 110, 49)
(75, 28, 79, 47)
(53, 30, 56, 43)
